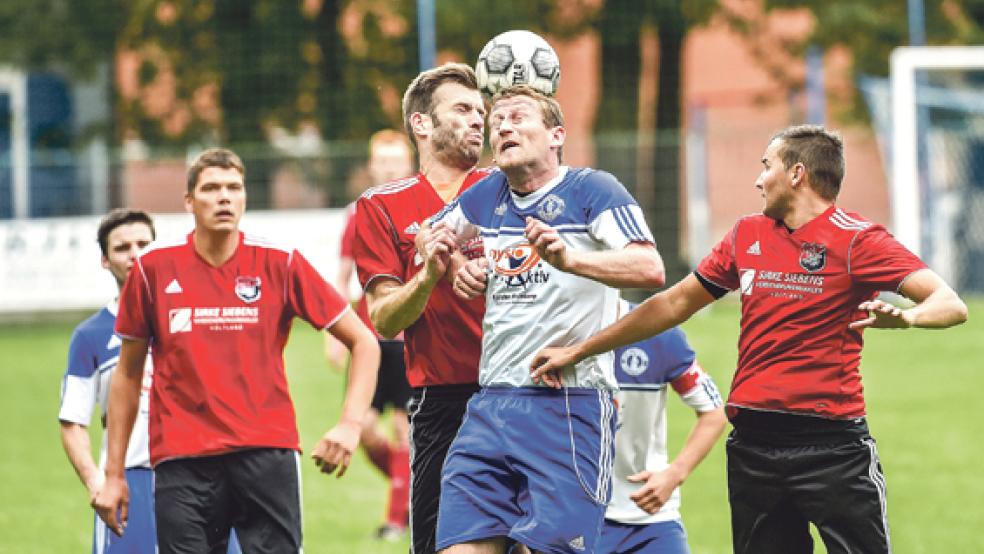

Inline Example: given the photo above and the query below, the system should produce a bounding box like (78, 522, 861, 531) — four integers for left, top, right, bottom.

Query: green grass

(2, 299, 982, 553)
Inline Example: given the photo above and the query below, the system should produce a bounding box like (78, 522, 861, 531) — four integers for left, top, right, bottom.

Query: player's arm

(365, 220, 457, 338)
(311, 310, 380, 478)
(524, 217, 665, 289)
(531, 274, 715, 387)
(851, 268, 968, 330)
(59, 421, 102, 498)
(92, 337, 148, 536)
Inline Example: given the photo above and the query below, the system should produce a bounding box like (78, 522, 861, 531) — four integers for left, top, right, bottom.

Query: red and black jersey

(116, 232, 349, 465)
(353, 170, 489, 387)
(696, 206, 927, 419)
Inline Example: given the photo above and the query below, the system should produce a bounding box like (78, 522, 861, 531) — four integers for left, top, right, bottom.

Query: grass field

(1, 298, 981, 553)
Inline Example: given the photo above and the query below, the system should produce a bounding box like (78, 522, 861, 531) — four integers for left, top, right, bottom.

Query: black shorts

(371, 339, 411, 413)
(407, 383, 479, 554)
(726, 409, 891, 554)
(155, 448, 302, 554)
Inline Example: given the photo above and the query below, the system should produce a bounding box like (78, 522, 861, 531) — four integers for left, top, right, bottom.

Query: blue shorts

(92, 467, 243, 554)
(94, 468, 155, 554)
(597, 519, 690, 554)
(436, 387, 616, 554)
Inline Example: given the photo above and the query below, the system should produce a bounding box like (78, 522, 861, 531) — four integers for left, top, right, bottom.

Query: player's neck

(783, 194, 834, 230)
(421, 159, 472, 203)
(504, 161, 558, 195)
(192, 228, 239, 267)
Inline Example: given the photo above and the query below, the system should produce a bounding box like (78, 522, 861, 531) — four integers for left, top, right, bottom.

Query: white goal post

(890, 45, 984, 257)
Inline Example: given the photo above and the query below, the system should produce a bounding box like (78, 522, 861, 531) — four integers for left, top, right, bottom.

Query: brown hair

(771, 125, 845, 201)
(402, 63, 479, 152)
(492, 85, 565, 162)
(186, 148, 245, 192)
(369, 128, 412, 157)
(97, 208, 155, 256)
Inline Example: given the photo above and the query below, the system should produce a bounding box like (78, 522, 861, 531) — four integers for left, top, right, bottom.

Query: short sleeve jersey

(432, 167, 655, 389)
(353, 171, 489, 387)
(340, 202, 400, 340)
(116, 232, 349, 466)
(59, 301, 152, 469)
(607, 302, 723, 524)
(696, 206, 927, 419)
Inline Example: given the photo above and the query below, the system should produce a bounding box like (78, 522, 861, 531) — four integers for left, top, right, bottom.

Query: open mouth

(500, 140, 519, 154)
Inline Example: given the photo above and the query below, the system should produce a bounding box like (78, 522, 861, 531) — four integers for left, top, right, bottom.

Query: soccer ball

(475, 30, 561, 97)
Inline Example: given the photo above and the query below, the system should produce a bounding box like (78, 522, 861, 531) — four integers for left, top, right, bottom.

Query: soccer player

(598, 300, 727, 554)
(353, 62, 490, 554)
(329, 128, 415, 540)
(426, 85, 665, 554)
(92, 148, 381, 553)
(531, 125, 969, 554)
(59, 209, 157, 554)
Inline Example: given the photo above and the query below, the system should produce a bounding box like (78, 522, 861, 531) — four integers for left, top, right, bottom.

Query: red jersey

(340, 202, 401, 340)
(696, 206, 927, 419)
(353, 171, 489, 387)
(116, 232, 349, 465)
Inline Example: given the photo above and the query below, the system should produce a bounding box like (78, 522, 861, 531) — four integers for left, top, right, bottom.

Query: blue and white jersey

(59, 300, 152, 469)
(433, 166, 654, 389)
(608, 301, 724, 524)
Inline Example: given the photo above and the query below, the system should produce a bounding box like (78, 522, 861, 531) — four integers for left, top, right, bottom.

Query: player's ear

(101, 255, 110, 271)
(549, 125, 565, 149)
(183, 190, 193, 214)
(409, 112, 432, 139)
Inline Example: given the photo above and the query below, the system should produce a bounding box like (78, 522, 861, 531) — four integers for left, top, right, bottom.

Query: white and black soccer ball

(475, 30, 561, 97)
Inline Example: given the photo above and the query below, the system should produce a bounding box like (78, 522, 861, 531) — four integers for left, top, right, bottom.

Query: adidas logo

(568, 536, 585, 551)
(404, 222, 421, 235)
(165, 279, 183, 294)
(746, 241, 761, 255)
(495, 203, 507, 216)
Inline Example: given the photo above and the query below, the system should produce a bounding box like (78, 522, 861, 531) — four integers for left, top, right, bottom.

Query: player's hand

(91, 473, 129, 537)
(530, 346, 578, 389)
(453, 258, 490, 299)
(849, 299, 914, 330)
(85, 472, 105, 504)
(525, 217, 570, 270)
(417, 221, 457, 283)
(311, 420, 362, 478)
(627, 466, 684, 514)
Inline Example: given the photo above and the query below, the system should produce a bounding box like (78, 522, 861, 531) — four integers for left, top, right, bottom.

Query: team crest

(619, 347, 650, 376)
(234, 276, 262, 303)
(799, 242, 827, 273)
(536, 194, 565, 222)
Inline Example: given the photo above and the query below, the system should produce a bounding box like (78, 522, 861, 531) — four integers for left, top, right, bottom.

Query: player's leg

(408, 384, 478, 554)
(726, 435, 812, 554)
(505, 388, 614, 554)
(360, 407, 390, 474)
(791, 437, 892, 554)
(435, 389, 521, 552)
(154, 456, 236, 554)
(225, 448, 303, 552)
(598, 519, 691, 554)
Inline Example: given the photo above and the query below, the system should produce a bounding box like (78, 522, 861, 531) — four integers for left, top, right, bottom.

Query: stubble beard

(432, 118, 480, 170)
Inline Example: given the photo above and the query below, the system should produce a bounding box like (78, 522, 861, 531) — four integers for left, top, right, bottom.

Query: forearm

(104, 340, 147, 477)
(60, 423, 101, 492)
(574, 276, 712, 362)
(565, 245, 665, 289)
(665, 408, 727, 484)
(906, 287, 968, 329)
(338, 334, 380, 425)
(367, 273, 440, 338)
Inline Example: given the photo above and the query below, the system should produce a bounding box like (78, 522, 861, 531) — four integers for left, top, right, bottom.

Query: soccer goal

(890, 46, 984, 293)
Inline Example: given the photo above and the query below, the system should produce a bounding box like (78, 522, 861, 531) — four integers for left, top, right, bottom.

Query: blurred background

(1, 2, 983, 552)
(0, 0, 982, 315)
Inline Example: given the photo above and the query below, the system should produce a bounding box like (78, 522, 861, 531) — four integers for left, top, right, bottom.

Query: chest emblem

(619, 347, 650, 376)
(495, 203, 507, 216)
(799, 242, 827, 273)
(234, 276, 262, 303)
(536, 194, 565, 222)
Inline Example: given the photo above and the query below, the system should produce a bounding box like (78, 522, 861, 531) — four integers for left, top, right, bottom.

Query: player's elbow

(637, 258, 666, 288)
(951, 299, 969, 326)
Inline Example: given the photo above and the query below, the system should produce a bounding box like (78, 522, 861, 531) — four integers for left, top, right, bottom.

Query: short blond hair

(492, 85, 565, 162)
(187, 148, 245, 192)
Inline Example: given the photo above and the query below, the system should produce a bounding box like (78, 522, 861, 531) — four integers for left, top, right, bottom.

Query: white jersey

(58, 300, 153, 469)
(433, 167, 655, 389)
(607, 312, 724, 524)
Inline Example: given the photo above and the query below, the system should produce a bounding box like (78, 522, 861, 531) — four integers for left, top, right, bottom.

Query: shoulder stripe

(243, 233, 293, 253)
(834, 208, 870, 227)
(830, 209, 870, 231)
(361, 176, 420, 198)
(139, 236, 186, 257)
